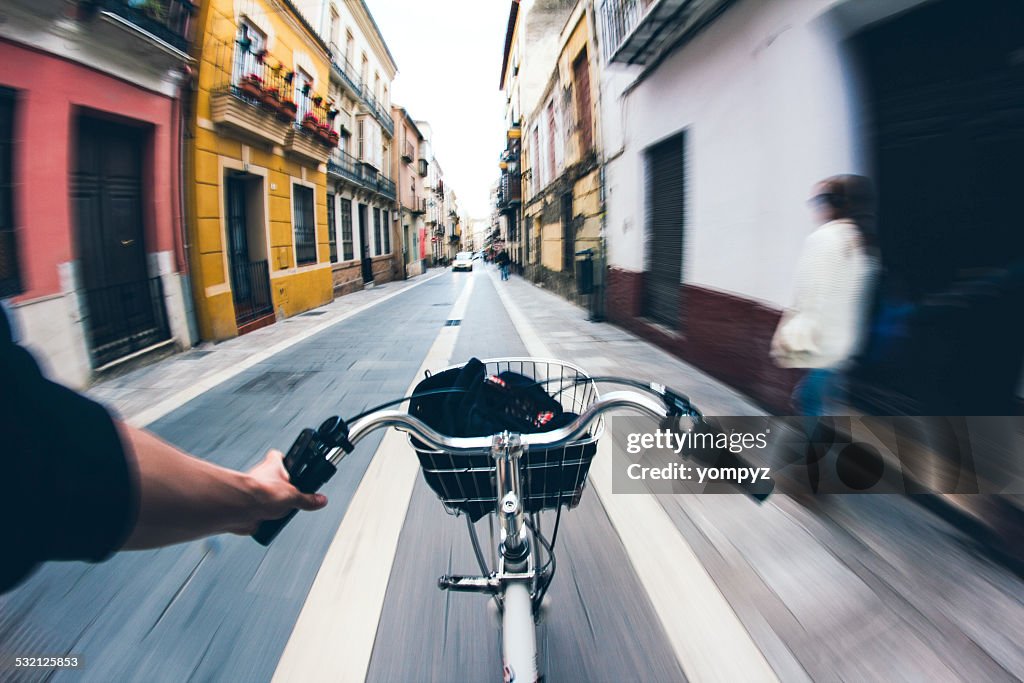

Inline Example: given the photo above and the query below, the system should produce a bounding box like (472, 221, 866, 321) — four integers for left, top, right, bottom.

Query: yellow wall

(187, 0, 334, 340)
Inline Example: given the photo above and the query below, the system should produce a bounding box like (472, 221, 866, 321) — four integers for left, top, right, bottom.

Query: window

(360, 53, 368, 87)
(382, 85, 389, 109)
(357, 118, 365, 160)
(345, 30, 354, 65)
(382, 210, 391, 253)
(233, 20, 266, 88)
(340, 198, 354, 260)
(0, 88, 19, 297)
(561, 191, 574, 271)
(293, 184, 317, 265)
(573, 48, 593, 154)
(546, 101, 557, 183)
(531, 126, 540, 193)
(374, 73, 380, 101)
(327, 193, 338, 263)
(329, 7, 340, 51)
(373, 207, 382, 256)
(295, 67, 313, 123)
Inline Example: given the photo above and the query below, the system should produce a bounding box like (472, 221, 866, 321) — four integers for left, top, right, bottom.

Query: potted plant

(240, 73, 262, 99)
(278, 98, 297, 123)
(254, 49, 267, 64)
(317, 124, 333, 146)
(302, 113, 320, 134)
(261, 86, 280, 113)
(312, 95, 323, 107)
(327, 128, 340, 147)
(302, 82, 312, 97)
(326, 108, 338, 121)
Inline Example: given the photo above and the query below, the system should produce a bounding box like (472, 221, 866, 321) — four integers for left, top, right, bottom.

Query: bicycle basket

(408, 358, 603, 521)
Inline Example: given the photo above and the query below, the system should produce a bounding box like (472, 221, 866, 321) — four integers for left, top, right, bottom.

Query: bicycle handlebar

(253, 380, 700, 545)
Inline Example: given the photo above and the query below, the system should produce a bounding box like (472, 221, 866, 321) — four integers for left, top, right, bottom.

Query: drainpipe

(177, 63, 200, 344)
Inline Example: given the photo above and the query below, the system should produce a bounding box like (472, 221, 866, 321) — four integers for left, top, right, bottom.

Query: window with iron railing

(373, 207, 382, 256)
(327, 193, 338, 263)
(340, 198, 354, 260)
(293, 184, 317, 265)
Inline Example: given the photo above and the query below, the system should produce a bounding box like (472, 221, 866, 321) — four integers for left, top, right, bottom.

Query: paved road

(2, 266, 1022, 682)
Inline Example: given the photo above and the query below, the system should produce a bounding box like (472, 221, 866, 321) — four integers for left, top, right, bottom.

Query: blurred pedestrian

(1, 304, 328, 594)
(497, 248, 510, 281)
(771, 174, 881, 415)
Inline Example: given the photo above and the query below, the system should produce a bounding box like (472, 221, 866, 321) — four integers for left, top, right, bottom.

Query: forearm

(118, 424, 264, 549)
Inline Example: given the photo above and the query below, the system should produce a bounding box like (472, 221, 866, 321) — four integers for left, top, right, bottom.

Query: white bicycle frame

(327, 371, 677, 682)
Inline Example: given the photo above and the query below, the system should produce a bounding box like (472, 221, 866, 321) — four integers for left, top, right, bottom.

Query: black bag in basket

(409, 358, 597, 520)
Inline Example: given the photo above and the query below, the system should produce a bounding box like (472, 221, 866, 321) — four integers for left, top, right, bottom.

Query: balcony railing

(417, 158, 428, 177)
(497, 171, 522, 210)
(360, 89, 394, 137)
(401, 141, 414, 163)
(83, 276, 170, 367)
(330, 49, 363, 98)
(600, 0, 730, 65)
(90, 0, 197, 52)
(230, 259, 273, 325)
(327, 149, 395, 200)
(211, 40, 337, 162)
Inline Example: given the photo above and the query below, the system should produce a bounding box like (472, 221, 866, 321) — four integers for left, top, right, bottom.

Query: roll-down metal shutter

(644, 132, 686, 328)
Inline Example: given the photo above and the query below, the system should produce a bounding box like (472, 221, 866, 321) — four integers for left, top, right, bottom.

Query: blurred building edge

(589, 0, 1023, 415)
(0, 0, 199, 388)
(391, 107, 427, 277)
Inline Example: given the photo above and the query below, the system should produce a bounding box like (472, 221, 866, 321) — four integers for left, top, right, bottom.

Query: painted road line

(490, 269, 779, 683)
(127, 271, 447, 428)
(272, 273, 475, 683)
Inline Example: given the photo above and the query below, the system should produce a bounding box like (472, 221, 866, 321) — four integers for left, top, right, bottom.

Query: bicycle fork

(437, 432, 539, 682)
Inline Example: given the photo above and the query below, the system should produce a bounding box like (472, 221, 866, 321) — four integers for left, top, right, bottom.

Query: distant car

(453, 251, 474, 272)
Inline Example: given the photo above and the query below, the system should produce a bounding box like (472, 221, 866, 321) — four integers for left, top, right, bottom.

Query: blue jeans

(792, 369, 837, 417)
(500, 264, 509, 280)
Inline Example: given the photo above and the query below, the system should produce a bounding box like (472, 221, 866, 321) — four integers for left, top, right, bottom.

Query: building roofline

(499, 1, 520, 89)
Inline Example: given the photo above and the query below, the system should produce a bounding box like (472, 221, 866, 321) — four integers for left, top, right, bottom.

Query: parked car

(453, 251, 474, 272)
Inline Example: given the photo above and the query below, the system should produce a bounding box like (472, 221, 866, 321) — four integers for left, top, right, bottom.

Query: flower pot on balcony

(302, 116, 319, 135)
(240, 75, 262, 100)
(328, 130, 340, 147)
(261, 88, 281, 113)
(277, 99, 297, 123)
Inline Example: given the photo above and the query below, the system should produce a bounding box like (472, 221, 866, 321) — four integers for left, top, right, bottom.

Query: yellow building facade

(520, 6, 603, 301)
(188, 0, 335, 340)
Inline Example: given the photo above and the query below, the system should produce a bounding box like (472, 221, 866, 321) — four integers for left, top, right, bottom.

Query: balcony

(327, 149, 396, 200)
(410, 198, 427, 216)
(359, 89, 394, 137)
(496, 171, 522, 212)
(401, 141, 414, 163)
(329, 49, 363, 99)
(85, 0, 197, 53)
(599, 0, 731, 65)
(212, 40, 336, 163)
(417, 158, 428, 177)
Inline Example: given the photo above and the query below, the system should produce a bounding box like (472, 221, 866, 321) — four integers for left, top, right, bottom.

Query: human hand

(239, 449, 328, 534)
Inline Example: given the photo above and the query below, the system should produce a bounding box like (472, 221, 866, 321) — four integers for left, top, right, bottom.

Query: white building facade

(597, 0, 1023, 411)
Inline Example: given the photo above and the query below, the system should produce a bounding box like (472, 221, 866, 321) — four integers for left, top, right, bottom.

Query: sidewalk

(86, 270, 445, 425)
(493, 268, 767, 417)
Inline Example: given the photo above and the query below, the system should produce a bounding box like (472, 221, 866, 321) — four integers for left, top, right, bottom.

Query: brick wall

(605, 267, 801, 413)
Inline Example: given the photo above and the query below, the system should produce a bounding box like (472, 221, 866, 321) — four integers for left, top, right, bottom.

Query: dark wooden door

(226, 177, 251, 301)
(72, 117, 167, 365)
(358, 203, 373, 282)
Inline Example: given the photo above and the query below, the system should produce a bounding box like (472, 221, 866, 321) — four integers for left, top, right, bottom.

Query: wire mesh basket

(408, 358, 603, 520)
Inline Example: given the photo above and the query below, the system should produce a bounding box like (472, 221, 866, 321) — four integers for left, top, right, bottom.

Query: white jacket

(771, 220, 879, 369)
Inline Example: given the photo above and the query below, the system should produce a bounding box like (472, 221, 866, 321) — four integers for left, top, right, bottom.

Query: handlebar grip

(252, 427, 340, 546)
(253, 457, 337, 545)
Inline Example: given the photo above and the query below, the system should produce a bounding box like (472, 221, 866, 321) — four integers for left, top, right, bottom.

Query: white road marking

(489, 269, 779, 683)
(272, 272, 475, 683)
(127, 271, 447, 428)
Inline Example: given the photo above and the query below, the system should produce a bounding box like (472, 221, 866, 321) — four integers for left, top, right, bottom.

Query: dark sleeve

(0, 307, 138, 594)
